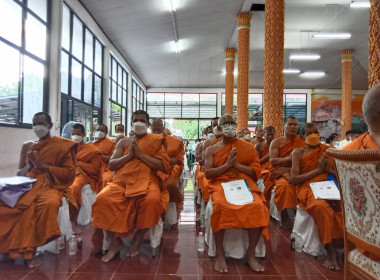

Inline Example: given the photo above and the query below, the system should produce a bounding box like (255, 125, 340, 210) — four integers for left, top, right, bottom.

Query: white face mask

(207, 133, 216, 140)
(132, 121, 148, 135)
(71, 135, 83, 143)
(221, 124, 237, 137)
(116, 132, 124, 137)
(213, 126, 222, 136)
(94, 131, 106, 139)
(33, 125, 49, 138)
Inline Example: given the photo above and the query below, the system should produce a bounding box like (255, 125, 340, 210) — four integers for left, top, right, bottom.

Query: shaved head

(151, 118, 164, 135)
(363, 84, 380, 131)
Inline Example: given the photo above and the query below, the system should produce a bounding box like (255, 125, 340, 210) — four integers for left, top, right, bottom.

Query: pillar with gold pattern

(224, 48, 236, 115)
(341, 49, 353, 139)
(369, 0, 380, 88)
(236, 12, 251, 132)
(263, 0, 284, 138)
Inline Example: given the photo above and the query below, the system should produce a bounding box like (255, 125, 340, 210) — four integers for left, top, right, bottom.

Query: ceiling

(80, 0, 370, 90)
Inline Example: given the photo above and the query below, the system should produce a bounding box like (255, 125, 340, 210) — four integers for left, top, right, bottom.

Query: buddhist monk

(69, 123, 101, 232)
(270, 116, 305, 226)
(291, 123, 343, 270)
(114, 123, 127, 144)
(255, 126, 276, 205)
(151, 118, 184, 206)
(92, 110, 170, 262)
(343, 84, 380, 261)
(205, 114, 269, 273)
(252, 126, 264, 145)
(92, 124, 115, 190)
(0, 112, 77, 268)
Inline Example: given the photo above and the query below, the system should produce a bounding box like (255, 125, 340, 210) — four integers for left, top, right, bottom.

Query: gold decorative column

(236, 12, 251, 131)
(263, 0, 284, 138)
(369, 0, 380, 88)
(341, 49, 353, 139)
(225, 48, 236, 115)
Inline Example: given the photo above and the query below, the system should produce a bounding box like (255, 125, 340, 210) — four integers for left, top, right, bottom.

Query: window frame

(0, 0, 51, 128)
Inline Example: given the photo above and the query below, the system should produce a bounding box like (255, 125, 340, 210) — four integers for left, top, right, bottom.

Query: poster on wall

(311, 94, 366, 138)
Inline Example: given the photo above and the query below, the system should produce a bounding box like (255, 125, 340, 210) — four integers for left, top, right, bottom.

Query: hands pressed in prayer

(130, 139, 142, 159)
(27, 150, 49, 172)
(226, 148, 237, 168)
(317, 153, 327, 173)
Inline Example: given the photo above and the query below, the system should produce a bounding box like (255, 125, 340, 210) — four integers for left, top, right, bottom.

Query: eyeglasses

(220, 123, 237, 129)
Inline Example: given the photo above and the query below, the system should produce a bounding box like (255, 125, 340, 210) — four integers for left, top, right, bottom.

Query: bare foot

(214, 254, 228, 273)
(246, 254, 264, 272)
(323, 256, 340, 270)
(101, 238, 123, 263)
(26, 259, 40, 268)
(126, 239, 140, 257)
(90, 247, 103, 256)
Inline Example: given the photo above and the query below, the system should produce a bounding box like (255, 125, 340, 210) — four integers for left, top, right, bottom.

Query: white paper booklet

(310, 180, 340, 200)
(221, 179, 254, 205)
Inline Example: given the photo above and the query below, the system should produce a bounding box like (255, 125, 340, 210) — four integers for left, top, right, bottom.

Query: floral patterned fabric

(348, 248, 380, 279)
(334, 160, 380, 247)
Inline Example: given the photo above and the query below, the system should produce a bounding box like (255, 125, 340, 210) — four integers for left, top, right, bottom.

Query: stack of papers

(310, 181, 340, 200)
(221, 179, 254, 205)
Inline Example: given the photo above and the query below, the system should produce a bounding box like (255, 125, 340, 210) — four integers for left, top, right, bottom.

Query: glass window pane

(28, 0, 47, 22)
(60, 51, 69, 94)
(182, 106, 199, 118)
(112, 59, 117, 81)
(94, 40, 102, 75)
(0, 0, 22, 46)
(84, 29, 93, 68)
(122, 89, 127, 107)
(23, 56, 44, 123)
(112, 81, 116, 101)
(25, 13, 47, 60)
(183, 93, 199, 106)
(72, 16, 83, 61)
(94, 75, 102, 107)
(147, 105, 164, 118)
(71, 58, 82, 99)
(0, 42, 20, 124)
(62, 5, 70, 51)
(132, 98, 136, 112)
(147, 93, 164, 105)
(118, 65, 122, 85)
(110, 102, 121, 135)
(123, 71, 127, 89)
(200, 93, 216, 105)
(122, 108, 126, 128)
(165, 93, 181, 105)
(199, 106, 216, 118)
(84, 68, 92, 104)
(117, 85, 122, 104)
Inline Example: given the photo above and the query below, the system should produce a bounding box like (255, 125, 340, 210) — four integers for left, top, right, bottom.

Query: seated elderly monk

(204, 114, 270, 273)
(0, 112, 77, 267)
(114, 123, 127, 145)
(92, 124, 115, 191)
(69, 123, 101, 232)
(92, 110, 170, 262)
(270, 116, 305, 226)
(255, 126, 276, 206)
(343, 84, 380, 261)
(151, 119, 184, 208)
(291, 123, 343, 270)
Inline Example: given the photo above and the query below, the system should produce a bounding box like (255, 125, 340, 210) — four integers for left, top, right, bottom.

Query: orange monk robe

(296, 144, 343, 245)
(342, 132, 380, 261)
(0, 137, 77, 260)
(92, 134, 170, 235)
(92, 137, 115, 191)
(272, 135, 305, 211)
(69, 143, 101, 204)
(208, 138, 270, 238)
(260, 146, 274, 206)
(163, 133, 185, 203)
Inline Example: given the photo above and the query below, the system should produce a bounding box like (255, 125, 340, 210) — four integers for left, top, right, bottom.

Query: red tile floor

(0, 176, 344, 280)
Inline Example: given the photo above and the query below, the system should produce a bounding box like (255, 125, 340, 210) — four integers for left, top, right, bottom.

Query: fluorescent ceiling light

(350, 1, 370, 8)
(222, 70, 238, 75)
(289, 53, 321, 61)
(313, 32, 351, 39)
(283, 69, 300, 74)
(300, 71, 325, 78)
(173, 41, 180, 53)
(168, 0, 176, 11)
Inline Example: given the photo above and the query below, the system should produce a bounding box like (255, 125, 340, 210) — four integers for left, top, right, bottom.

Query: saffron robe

(296, 144, 343, 245)
(69, 143, 101, 204)
(92, 133, 170, 235)
(260, 146, 274, 206)
(273, 135, 305, 211)
(208, 138, 270, 239)
(342, 132, 380, 261)
(91, 137, 115, 191)
(0, 137, 77, 259)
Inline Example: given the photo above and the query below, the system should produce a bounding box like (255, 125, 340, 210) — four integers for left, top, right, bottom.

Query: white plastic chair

(77, 184, 96, 225)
